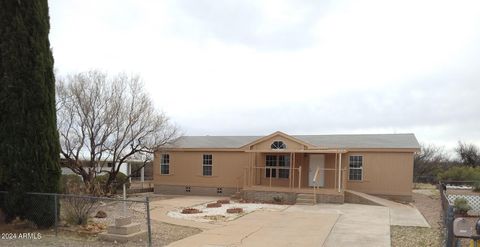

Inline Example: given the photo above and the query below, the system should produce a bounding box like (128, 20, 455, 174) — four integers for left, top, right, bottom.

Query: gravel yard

(391, 187, 443, 247)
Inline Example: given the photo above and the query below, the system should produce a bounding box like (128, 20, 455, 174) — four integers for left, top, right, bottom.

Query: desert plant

(273, 196, 284, 203)
(437, 166, 480, 182)
(94, 172, 130, 194)
(473, 181, 480, 192)
(454, 198, 471, 215)
(60, 174, 84, 193)
(62, 185, 99, 225)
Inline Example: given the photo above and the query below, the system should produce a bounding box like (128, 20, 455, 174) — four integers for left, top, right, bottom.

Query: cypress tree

(0, 0, 60, 227)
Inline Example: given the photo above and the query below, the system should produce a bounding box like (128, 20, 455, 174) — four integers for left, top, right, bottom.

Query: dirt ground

(391, 188, 443, 247)
(0, 220, 200, 247)
(0, 194, 201, 246)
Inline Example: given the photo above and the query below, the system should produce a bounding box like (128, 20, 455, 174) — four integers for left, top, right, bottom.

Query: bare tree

(456, 141, 480, 167)
(56, 70, 178, 194)
(414, 143, 450, 183)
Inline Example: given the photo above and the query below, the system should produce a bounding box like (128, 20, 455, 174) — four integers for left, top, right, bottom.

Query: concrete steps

(296, 193, 315, 205)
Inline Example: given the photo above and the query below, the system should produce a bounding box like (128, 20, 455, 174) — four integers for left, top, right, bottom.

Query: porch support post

(338, 153, 342, 192)
(298, 166, 302, 189)
(252, 153, 257, 185)
(249, 152, 253, 186)
(290, 152, 294, 188)
(334, 152, 338, 189)
(292, 153, 295, 189)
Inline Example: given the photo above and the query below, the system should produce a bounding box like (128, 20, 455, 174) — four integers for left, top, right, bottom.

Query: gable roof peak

(241, 131, 314, 149)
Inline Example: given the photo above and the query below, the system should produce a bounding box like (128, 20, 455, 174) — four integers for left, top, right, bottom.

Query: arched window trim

(271, 140, 287, 149)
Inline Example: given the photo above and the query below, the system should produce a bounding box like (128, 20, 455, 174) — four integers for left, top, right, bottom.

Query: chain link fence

(440, 182, 455, 247)
(0, 191, 152, 246)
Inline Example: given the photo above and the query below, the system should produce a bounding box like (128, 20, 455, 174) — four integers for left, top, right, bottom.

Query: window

(203, 154, 212, 176)
(278, 155, 290, 178)
(349, 155, 363, 181)
(265, 154, 290, 178)
(217, 188, 222, 194)
(160, 154, 170, 175)
(265, 155, 277, 178)
(271, 141, 287, 149)
(185, 186, 191, 192)
(107, 162, 113, 168)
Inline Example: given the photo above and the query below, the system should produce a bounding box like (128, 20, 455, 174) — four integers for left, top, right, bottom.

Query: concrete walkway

(346, 190, 430, 227)
(292, 204, 391, 246)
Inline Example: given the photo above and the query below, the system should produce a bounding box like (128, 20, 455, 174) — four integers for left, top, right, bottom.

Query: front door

(309, 154, 325, 187)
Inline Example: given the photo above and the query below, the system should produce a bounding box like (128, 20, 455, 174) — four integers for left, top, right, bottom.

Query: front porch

(241, 185, 344, 204)
(243, 185, 341, 195)
(240, 150, 348, 204)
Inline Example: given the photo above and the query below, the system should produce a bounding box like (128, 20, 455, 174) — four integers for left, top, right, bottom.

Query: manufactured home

(153, 131, 419, 203)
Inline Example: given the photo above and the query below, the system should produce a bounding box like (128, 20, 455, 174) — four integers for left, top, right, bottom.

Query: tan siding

(345, 152, 414, 196)
(153, 149, 414, 198)
(153, 151, 249, 188)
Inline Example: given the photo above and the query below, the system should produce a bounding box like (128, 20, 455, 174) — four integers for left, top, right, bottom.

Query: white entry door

(309, 154, 325, 187)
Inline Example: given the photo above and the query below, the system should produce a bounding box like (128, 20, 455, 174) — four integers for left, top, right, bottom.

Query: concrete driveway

(168, 208, 338, 247)
(149, 195, 427, 247)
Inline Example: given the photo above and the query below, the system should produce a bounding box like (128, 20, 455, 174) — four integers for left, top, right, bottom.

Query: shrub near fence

(0, 191, 152, 246)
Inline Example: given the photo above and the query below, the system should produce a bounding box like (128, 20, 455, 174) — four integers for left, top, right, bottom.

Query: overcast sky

(49, 0, 480, 151)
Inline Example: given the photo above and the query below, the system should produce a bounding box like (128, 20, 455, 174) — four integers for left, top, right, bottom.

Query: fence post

(446, 205, 454, 247)
(146, 196, 152, 247)
(54, 194, 58, 236)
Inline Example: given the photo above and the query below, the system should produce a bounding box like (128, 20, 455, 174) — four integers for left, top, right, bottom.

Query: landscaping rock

(207, 203, 222, 208)
(226, 208, 243, 214)
(217, 199, 230, 204)
(181, 208, 202, 214)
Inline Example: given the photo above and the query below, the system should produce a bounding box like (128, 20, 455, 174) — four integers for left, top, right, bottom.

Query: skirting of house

(243, 191, 297, 204)
(242, 190, 344, 204)
(154, 184, 237, 196)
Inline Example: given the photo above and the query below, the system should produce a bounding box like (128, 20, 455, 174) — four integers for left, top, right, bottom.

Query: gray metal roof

(168, 133, 420, 149)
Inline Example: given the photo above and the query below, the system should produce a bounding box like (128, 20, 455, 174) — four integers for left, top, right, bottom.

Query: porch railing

(243, 166, 347, 194)
(243, 166, 302, 189)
